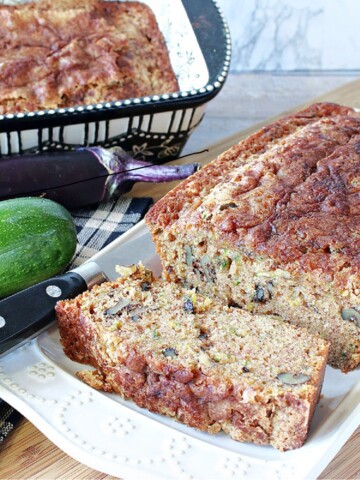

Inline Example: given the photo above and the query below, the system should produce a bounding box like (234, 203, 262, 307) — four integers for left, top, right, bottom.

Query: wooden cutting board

(1, 79, 360, 480)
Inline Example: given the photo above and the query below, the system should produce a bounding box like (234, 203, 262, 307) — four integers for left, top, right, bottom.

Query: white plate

(0, 221, 359, 480)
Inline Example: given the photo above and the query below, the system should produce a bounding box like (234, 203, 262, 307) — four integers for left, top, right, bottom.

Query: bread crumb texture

(56, 264, 329, 451)
(146, 102, 360, 372)
(0, 0, 178, 113)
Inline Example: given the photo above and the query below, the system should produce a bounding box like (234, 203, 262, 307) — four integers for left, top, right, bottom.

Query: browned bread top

(146, 103, 360, 279)
(0, 0, 179, 113)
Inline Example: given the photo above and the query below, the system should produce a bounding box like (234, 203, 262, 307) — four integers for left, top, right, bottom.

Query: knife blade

(0, 222, 157, 357)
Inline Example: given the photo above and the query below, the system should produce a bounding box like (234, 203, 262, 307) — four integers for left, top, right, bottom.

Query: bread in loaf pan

(0, 0, 179, 114)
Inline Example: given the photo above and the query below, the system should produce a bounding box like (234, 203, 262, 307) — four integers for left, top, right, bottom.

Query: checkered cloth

(70, 196, 153, 268)
(0, 195, 153, 444)
(0, 399, 23, 443)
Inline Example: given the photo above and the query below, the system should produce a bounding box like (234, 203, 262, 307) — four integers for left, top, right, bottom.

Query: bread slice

(56, 264, 329, 451)
(145, 102, 360, 372)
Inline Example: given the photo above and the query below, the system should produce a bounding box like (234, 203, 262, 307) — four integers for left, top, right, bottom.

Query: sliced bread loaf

(145, 102, 360, 372)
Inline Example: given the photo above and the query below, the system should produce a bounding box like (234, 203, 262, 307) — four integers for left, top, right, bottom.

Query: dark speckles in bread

(55, 264, 329, 451)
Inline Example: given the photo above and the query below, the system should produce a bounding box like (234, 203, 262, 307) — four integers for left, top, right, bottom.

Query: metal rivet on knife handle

(46, 285, 62, 298)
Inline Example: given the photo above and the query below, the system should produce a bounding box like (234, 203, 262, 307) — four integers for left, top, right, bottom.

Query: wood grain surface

(1, 75, 360, 479)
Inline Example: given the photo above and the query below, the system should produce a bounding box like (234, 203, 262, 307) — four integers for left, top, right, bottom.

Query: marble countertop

(216, 1, 360, 72)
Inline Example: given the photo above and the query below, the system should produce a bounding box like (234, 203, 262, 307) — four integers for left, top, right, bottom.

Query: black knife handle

(0, 272, 87, 355)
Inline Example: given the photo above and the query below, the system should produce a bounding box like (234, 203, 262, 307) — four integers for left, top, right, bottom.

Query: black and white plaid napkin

(0, 195, 153, 444)
(70, 196, 153, 267)
(0, 399, 23, 443)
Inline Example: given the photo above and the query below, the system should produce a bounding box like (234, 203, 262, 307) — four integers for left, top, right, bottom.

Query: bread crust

(147, 102, 359, 275)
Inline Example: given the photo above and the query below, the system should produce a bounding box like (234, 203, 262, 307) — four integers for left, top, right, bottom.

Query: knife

(0, 224, 158, 357)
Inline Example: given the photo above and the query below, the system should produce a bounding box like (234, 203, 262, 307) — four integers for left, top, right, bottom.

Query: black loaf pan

(0, 0, 231, 163)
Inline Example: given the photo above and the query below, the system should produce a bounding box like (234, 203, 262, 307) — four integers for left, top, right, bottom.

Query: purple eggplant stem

(0, 146, 199, 209)
(87, 146, 199, 199)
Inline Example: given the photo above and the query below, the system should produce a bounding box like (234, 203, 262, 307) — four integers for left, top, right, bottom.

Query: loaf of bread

(0, 0, 179, 114)
(145, 102, 360, 372)
(56, 264, 329, 451)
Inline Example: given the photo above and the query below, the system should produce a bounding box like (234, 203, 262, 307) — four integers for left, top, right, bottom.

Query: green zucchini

(0, 197, 77, 298)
